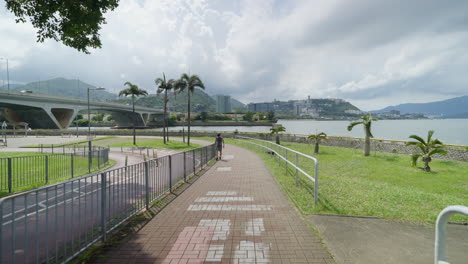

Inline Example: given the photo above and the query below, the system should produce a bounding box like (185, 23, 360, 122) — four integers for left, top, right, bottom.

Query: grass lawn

(0, 152, 114, 196)
(92, 137, 201, 151)
(226, 138, 468, 225)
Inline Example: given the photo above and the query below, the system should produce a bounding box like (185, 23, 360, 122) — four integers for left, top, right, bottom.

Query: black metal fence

(0, 143, 215, 264)
(0, 146, 109, 193)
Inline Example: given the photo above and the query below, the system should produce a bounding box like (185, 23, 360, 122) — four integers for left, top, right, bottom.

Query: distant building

(247, 102, 275, 112)
(216, 95, 232, 113)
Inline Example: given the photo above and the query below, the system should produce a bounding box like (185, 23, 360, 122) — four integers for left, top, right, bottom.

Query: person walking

(214, 133, 225, 160)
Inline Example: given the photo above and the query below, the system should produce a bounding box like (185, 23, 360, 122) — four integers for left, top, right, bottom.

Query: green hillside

(113, 88, 216, 113)
(12, 78, 117, 100)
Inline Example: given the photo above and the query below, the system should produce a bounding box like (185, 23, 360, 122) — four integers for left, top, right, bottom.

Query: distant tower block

(216, 95, 232, 113)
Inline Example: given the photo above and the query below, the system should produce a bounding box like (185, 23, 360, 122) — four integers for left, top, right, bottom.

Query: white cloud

(1, 0, 468, 110)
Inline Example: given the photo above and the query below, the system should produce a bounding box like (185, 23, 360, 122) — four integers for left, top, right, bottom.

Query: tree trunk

(364, 133, 370, 156)
(163, 90, 167, 144)
(314, 142, 319, 154)
(132, 95, 136, 145)
(275, 134, 280, 145)
(187, 90, 191, 146)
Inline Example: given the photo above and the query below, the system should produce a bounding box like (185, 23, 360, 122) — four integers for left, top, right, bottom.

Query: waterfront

(166, 119, 468, 146)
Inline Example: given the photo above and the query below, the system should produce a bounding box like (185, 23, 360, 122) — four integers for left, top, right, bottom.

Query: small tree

(243, 111, 254, 122)
(118, 82, 148, 145)
(270, 126, 286, 145)
(347, 114, 378, 156)
(308, 132, 328, 154)
(200, 111, 208, 122)
(406, 130, 447, 172)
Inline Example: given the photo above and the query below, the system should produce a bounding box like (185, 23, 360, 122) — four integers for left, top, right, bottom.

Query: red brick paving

(94, 144, 333, 264)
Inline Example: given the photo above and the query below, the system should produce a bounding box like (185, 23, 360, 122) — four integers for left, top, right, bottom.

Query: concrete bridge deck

(0, 90, 163, 129)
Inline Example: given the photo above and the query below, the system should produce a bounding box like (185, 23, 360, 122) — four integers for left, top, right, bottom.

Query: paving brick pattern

(95, 145, 333, 264)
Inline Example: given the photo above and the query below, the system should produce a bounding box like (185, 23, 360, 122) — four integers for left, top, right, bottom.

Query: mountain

(10, 78, 117, 101)
(374, 95, 468, 117)
(115, 88, 217, 113)
(0, 83, 23, 90)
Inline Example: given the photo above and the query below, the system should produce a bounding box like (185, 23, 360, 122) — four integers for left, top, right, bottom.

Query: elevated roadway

(0, 90, 163, 129)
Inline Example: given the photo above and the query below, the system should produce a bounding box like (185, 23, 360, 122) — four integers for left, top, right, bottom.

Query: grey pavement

(308, 214, 468, 264)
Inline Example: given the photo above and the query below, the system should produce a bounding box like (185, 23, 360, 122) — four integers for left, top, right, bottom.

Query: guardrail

(0, 148, 109, 194)
(435, 205, 468, 264)
(0, 143, 215, 264)
(235, 135, 319, 204)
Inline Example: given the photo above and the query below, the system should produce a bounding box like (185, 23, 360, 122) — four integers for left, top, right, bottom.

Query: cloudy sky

(1, 0, 468, 110)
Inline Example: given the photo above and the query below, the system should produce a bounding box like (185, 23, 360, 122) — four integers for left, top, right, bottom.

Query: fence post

(97, 149, 101, 169)
(88, 141, 92, 173)
(45, 156, 49, 184)
(193, 150, 196, 175)
(314, 162, 319, 205)
(101, 172, 107, 241)
(7, 158, 12, 193)
(51, 144, 54, 154)
(71, 153, 74, 178)
(295, 153, 298, 186)
(144, 161, 150, 210)
(183, 152, 187, 182)
(169, 155, 173, 192)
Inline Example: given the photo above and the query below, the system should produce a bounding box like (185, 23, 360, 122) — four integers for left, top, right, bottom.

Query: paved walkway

(95, 144, 333, 264)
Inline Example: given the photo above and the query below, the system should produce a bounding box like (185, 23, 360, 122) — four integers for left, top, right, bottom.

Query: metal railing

(0, 143, 215, 264)
(435, 205, 468, 264)
(235, 135, 319, 204)
(0, 148, 109, 194)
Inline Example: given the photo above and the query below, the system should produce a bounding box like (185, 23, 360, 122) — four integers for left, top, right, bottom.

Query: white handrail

(235, 135, 319, 204)
(435, 205, 468, 264)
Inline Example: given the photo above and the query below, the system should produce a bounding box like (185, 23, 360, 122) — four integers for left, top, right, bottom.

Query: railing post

(144, 161, 150, 210)
(314, 161, 319, 205)
(51, 144, 54, 153)
(435, 206, 468, 264)
(88, 141, 92, 173)
(295, 153, 299, 186)
(169, 155, 173, 192)
(97, 149, 101, 169)
(193, 150, 196, 175)
(183, 152, 187, 182)
(101, 172, 107, 242)
(71, 153, 74, 178)
(45, 155, 49, 184)
(7, 158, 12, 193)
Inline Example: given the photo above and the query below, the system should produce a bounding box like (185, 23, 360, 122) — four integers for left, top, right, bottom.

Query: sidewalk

(95, 144, 334, 264)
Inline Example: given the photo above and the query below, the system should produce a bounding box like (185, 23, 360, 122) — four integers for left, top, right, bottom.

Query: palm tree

(178, 73, 205, 146)
(406, 130, 447, 172)
(270, 125, 286, 145)
(347, 114, 378, 156)
(155, 73, 174, 144)
(308, 132, 328, 154)
(118, 82, 148, 145)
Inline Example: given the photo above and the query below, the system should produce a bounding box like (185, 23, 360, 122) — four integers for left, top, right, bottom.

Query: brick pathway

(96, 144, 333, 264)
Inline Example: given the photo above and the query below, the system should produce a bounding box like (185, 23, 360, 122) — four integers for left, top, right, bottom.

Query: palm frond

(347, 121, 363, 131)
(427, 148, 447, 156)
(410, 154, 420, 166)
(408, 135, 426, 145)
(427, 130, 435, 143)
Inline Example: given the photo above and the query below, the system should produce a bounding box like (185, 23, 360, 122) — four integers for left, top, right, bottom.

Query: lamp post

(0, 58, 9, 92)
(87, 87, 105, 139)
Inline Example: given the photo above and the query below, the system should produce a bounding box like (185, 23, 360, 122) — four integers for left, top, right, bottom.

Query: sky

(1, 0, 468, 111)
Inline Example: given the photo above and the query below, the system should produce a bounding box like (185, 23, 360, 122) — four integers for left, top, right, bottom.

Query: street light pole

(87, 87, 105, 139)
(0, 58, 9, 91)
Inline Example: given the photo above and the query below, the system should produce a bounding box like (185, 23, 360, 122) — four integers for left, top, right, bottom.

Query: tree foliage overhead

(5, 0, 119, 53)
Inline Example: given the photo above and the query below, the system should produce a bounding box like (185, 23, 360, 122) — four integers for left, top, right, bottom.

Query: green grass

(0, 152, 114, 197)
(92, 137, 201, 151)
(226, 138, 468, 225)
(23, 136, 116, 148)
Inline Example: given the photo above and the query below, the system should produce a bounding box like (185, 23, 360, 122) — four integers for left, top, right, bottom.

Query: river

(166, 119, 468, 146)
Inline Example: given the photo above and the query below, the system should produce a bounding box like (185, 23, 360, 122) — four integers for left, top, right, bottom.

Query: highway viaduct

(0, 90, 164, 129)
